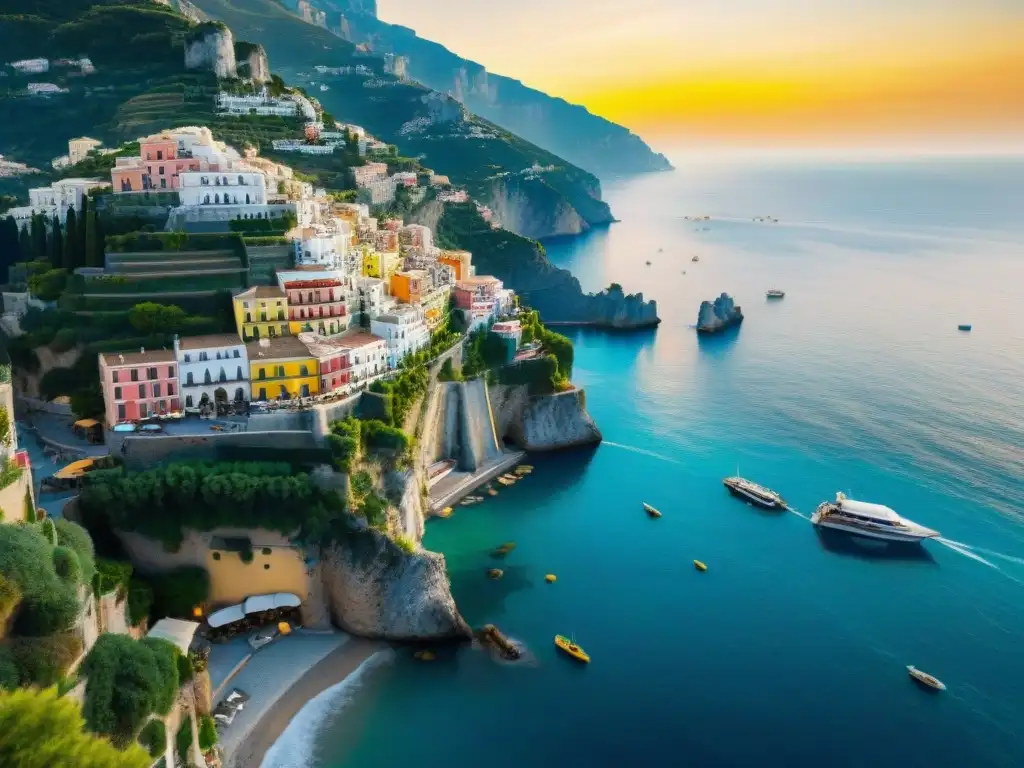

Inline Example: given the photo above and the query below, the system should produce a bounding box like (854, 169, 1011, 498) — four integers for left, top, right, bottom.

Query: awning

(147, 618, 201, 654)
(207, 593, 302, 628)
(73, 418, 100, 429)
(54, 458, 96, 480)
(207, 604, 246, 629)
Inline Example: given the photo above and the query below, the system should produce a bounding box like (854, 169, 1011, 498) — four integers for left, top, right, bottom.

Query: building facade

(178, 170, 266, 207)
(173, 334, 250, 408)
(439, 250, 473, 281)
(277, 272, 349, 336)
(371, 307, 430, 369)
(247, 337, 320, 401)
(99, 350, 179, 425)
(5, 178, 109, 225)
(338, 332, 388, 383)
(111, 133, 202, 192)
(233, 286, 290, 341)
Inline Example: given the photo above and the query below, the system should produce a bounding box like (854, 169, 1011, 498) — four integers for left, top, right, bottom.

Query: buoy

(439, 507, 453, 518)
(488, 568, 504, 580)
(414, 650, 436, 661)
(545, 574, 557, 583)
(693, 560, 707, 572)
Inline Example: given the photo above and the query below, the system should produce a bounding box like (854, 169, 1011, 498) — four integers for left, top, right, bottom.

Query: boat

(693, 560, 707, 572)
(722, 476, 786, 510)
(645, 260, 652, 266)
(766, 289, 785, 299)
(488, 568, 504, 580)
(907, 666, 946, 691)
(643, 503, 662, 518)
(496, 476, 514, 487)
(545, 574, 557, 583)
(427, 459, 456, 488)
(513, 465, 533, 475)
(438, 507, 453, 518)
(493, 542, 516, 557)
(958, 324, 972, 332)
(691, 255, 700, 262)
(555, 635, 590, 663)
(811, 492, 940, 542)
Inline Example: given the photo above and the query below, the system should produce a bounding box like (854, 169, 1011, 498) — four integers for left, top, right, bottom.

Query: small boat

(438, 506, 453, 518)
(907, 666, 946, 691)
(693, 560, 707, 572)
(496, 476, 514, 487)
(413, 650, 436, 661)
(493, 542, 516, 557)
(643, 503, 662, 518)
(691, 255, 700, 262)
(766, 289, 785, 299)
(812, 492, 939, 543)
(645, 260, 652, 266)
(958, 324, 972, 332)
(555, 635, 590, 663)
(487, 488, 498, 496)
(513, 465, 533, 475)
(501, 473, 519, 482)
(723, 476, 786, 510)
(488, 568, 504, 580)
(545, 574, 557, 583)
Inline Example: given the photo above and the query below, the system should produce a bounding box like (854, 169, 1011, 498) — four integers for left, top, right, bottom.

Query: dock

(428, 451, 526, 514)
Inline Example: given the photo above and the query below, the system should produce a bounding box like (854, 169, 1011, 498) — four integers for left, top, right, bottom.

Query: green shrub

(393, 534, 416, 554)
(8, 633, 83, 688)
(52, 547, 82, 584)
(0, 646, 20, 690)
(81, 634, 179, 747)
(49, 327, 79, 353)
(40, 518, 57, 545)
(126, 579, 154, 627)
(175, 717, 193, 763)
(176, 653, 193, 684)
(0, 574, 21, 628)
(197, 714, 217, 752)
(147, 567, 210, 619)
(55, 518, 97, 586)
(94, 559, 133, 597)
(139, 719, 167, 758)
(0, 525, 81, 636)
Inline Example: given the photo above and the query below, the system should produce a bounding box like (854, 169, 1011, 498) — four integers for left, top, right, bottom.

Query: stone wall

(118, 430, 319, 470)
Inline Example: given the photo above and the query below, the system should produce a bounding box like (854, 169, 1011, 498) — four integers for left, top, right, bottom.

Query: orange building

(390, 270, 426, 304)
(439, 250, 472, 281)
(111, 133, 202, 192)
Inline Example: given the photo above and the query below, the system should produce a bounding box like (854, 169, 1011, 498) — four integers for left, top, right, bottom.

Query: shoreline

(227, 637, 384, 768)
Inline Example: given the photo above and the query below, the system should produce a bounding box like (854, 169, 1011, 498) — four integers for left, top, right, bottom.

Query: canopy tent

(147, 618, 201, 654)
(73, 418, 100, 429)
(207, 593, 301, 629)
(54, 458, 96, 480)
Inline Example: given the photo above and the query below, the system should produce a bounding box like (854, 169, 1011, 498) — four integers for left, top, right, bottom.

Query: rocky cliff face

(184, 23, 237, 78)
(235, 42, 271, 82)
(485, 179, 588, 239)
(319, 527, 471, 640)
(490, 385, 602, 451)
(696, 293, 743, 332)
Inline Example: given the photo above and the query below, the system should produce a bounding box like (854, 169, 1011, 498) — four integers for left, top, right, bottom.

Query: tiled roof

(235, 286, 286, 300)
(177, 334, 244, 351)
(338, 331, 385, 348)
(100, 349, 175, 366)
(245, 336, 313, 361)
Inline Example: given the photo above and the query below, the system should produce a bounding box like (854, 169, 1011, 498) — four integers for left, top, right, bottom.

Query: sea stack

(696, 293, 743, 333)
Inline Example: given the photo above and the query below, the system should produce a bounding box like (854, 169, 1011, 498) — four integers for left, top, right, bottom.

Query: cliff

(234, 41, 270, 82)
(301, 1, 671, 177)
(485, 178, 588, 239)
(489, 385, 602, 451)
(696, 293, 743, 333)
(184, 21, 237, 78)
(318, 527, 471, 640)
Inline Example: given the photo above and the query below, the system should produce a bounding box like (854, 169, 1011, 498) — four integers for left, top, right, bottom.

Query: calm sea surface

(268, 153, 1024, 768)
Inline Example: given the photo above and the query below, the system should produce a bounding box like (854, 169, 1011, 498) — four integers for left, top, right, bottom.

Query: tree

(27, 268, 68, 302)
(127, 302, 186, 336)
(18, 224, 32, 264)
(71, 385, 106, 421)
(49, 214, 64, 269)
(0, 404, 10, 449)
(85, 206, 102, 267)
(63, 206, 79, 269)
(30, 213, 47, 260)
(0, 687, 151, 768)
(0, 217, 20, 282)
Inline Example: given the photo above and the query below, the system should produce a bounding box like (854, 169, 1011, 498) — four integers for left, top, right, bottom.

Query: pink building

(111, 134, 201, 192)
(282, 276, 347, 334)
(299, 335, 353, 393)
(453, 276, 502, 309)
(99, 349, 179, 425)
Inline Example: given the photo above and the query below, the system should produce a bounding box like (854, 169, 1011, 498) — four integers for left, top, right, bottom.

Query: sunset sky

(377, 0, 1024, 148)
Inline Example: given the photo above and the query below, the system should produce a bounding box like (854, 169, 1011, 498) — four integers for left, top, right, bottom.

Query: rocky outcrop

(184, 22, 237, 78)
(485, 178, 588, 239)
(234, 41, 270, 82)
(387, 468, 426, 542)
(558, 284, 660, 329)
(319, 527, 470, 640)
(490, 385, 602, 451)
(696, 293, 743, 333)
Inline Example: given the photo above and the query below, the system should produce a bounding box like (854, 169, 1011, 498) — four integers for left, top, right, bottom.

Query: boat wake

(260, 649, 396, 768)
(935, 538, 999, 569)
(786, 507, 811, 521)
(602, 441, 682, 465)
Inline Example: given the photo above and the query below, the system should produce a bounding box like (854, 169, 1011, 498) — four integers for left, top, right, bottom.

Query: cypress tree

(84, 207, 100, 267)
(19, 224, 32, 262)
(63, 206, 78, 269)
(49, 213, 63, 268)
(30, 213, 47, 260)
(77, 198, 89, 266)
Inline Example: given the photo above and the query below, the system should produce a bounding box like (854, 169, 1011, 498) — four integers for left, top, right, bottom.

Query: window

(183, 354, 191, 363)
(130, 369, 139, 382)
(199, 352, 208, 362)
(258, 387, 266, 401)
(276, 365, 286, 378)
(233, 349, 240, 358)
(258, 368, 266, 380)
(114, 387, 122, 400)
(236, 366, 243, 380)
(218, 368, 227, 383)
(148, 367, 157, 380)
(139, 403, 148, 419)
(168, 383, 174, 396)
(268, 325, 276, 337)
(146, 152, 152, 160)
(186, 395, 193, 407)
(168, 366, 175, 378)
(139, 384, 146, 398)
(112, 370, 119, 383)
(186, 372, 194, 386)
(300, 365, 309, 376)
(153, 383, 161, 397)
(160, 177, 167, 189)
(117, 404, 126, 420)
(204, 370, 212, 385)
(158, 166, 165, 175)
(156, 150, 163, 160)
(245, 313, 252, 323)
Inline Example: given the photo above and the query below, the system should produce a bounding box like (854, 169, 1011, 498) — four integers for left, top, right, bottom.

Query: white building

(4, 178, 108, 225)
(270, 139, 335, 155)
(437, 189, 469, 204)
(293, 225, 350, 269)
(391, 171, 417, 187)
(217, 89, 298, 117)
(399, 224, 433, 251)
(350, 276, 392, 322)
(339, 332, 388, 382)
(178, 170, 266, 207)
(27, 83, 68, 95)
(11, 59, 48, 73)
(371, 305, 430, 369)
(174, 334, 250, 407)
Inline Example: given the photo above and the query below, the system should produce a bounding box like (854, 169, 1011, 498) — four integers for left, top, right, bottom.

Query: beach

(224, 635, 383, 768)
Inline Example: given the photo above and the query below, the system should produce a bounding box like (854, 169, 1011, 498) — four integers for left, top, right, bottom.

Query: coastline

(227, 637, 384, 768)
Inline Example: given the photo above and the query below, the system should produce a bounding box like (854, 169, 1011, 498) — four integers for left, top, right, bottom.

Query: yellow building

(233, 286, 290, 342)
(361, 246, 401, 281)
(246, 337, 320, 401)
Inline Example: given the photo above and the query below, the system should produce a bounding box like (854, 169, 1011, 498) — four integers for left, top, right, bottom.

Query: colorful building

(298, 333, 352, 394)
(277, 271, 349, 336)
(111, 132, 202, 192)
(389, 269, 426, 305)
(173, 334, 249, 409)
(337, 332, 388, 383)
(371, 307, 429, 369)
(453, 276, 514, 329)
(439, 250, 472, 281)
(247, 337, 320, 401)
(361, 247, 401, 281)
(98, 349, 179, 425)
(490, 320, 523, 363)
(233, 286, 290, 341)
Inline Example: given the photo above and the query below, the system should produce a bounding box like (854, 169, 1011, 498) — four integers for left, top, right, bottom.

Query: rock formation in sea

(318, 527, 471, 640)
(696, 293, 744, 333)
(184, 22, 237, 78)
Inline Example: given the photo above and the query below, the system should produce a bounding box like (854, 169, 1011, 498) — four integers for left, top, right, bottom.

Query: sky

(376, 0, 1024, 149)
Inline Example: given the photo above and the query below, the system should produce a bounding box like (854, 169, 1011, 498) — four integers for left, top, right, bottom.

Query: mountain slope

(187, 0, 614, 238)
(297, 0, 671, 178)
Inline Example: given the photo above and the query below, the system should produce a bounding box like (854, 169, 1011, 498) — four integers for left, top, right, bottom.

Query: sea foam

(260, 649, 396, 768)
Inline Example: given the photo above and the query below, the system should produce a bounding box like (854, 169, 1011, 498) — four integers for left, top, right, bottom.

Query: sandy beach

(226, 636, 383, 768)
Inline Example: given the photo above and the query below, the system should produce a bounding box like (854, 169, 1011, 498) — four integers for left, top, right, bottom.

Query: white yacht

(811, 493, 939, 543)
(723, 476, 786, 510)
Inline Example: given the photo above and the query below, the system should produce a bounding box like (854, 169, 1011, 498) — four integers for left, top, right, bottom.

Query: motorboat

(555, 635, 591, 663)
(691, 255, 700, 262)
(643, 503, 662, 518)
(723, 476, 786, 510)
(811, 493, 939, 542)
(907, 666, 946, 691)
(958, 324, 972, 332)
(766, 289, 785, 299)
(693, 560, 708, 572)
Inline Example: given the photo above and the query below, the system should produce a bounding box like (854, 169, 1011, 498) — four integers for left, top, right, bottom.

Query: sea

(265, 152, 1024, 768)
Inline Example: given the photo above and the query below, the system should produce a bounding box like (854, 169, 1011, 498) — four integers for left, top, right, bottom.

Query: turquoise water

(287, 154, 1024, 768)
